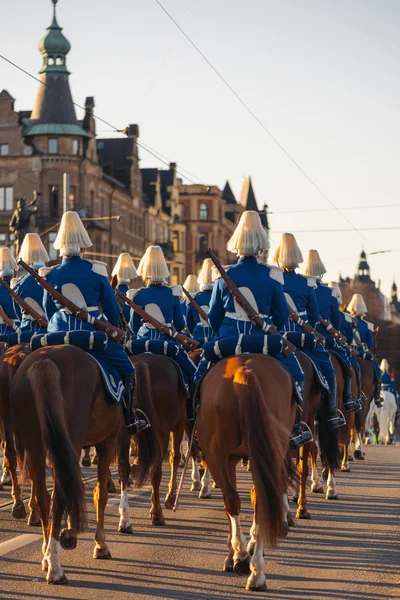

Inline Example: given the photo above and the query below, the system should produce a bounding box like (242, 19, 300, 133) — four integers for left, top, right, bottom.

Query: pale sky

(1, 0, 399, 297)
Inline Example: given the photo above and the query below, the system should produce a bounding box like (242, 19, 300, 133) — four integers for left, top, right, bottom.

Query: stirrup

(343, 397, 360, 413)
(290, 422, 313, 450)
(327, 410, 346, 430)
(127, 409, 151, 434)
(375, 398, 383, 408)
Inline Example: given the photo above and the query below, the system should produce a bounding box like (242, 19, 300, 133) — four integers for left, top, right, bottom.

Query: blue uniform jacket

(186, 289, 214, 345)
(381, 372, 397, 395)
(208, 256, 288, 338)
(0, 276, 19, 334)
(354, 316, 373, 350)
(13, 273, 46, 334)
(315, 282, 340, 331)
(281, 270, 320, 329)
(339, 312, 353, 344)
(129, 284, 185, 339)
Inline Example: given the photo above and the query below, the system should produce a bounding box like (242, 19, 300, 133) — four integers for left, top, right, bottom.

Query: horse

(117, 353, 187, 530)
(0, 343, 40, 523)
(10, 345, 159, 584)
(354, 358, 378, 459)
(196, 354, 295, 592)
(368, 390, 397, 445)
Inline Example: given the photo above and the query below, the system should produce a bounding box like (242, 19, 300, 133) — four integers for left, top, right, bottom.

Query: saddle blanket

(202, 334, 283, 363)
(284, 332, 316, 350)
(0, 331, 35, 347)
(30, 331, 123, 404)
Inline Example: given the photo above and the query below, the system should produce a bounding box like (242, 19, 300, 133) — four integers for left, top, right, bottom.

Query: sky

(1, 0, 399, 297)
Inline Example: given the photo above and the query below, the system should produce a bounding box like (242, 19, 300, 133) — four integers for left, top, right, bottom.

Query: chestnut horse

(196, 354, 295, 592)
(354, 357, 378, 460)
(10, 345, 159, 584)
(117, 353, 187, 529)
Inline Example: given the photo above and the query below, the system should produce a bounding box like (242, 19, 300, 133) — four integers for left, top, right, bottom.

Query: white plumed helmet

(19, 233, 49, 268)
(380, 358, 389, 372)
(273, 233, 303, 268)
(112, 253, 137, 284)
(328, 281, 342, 304)
(197, 258, 214, 290)
(347, 293, 368, 315)
(183, 274, 199, 295)
(303, 249, 327, 278)
(53, 211, 92, 256)
(227, 210, 269, 256)
(137, 246, 169, 283)
(0, 247, 17, 277)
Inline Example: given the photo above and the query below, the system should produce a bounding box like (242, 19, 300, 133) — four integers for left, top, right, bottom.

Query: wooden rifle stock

(0, 278, 48, 328)
(287, 308, 326, 346)
(0, 303, 18, 331)
(115, 288, 199, 352)
(18, 259, 125, 343)
(182, 286, 209, 323)
(206, 248, 295, 357)
(319, 316, 357, 356)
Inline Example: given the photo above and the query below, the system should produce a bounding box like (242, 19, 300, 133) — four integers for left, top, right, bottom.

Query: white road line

(0, 534, 42, 557)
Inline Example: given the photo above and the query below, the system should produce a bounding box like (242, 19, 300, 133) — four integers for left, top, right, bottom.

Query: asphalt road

(0, 445, 399, 600)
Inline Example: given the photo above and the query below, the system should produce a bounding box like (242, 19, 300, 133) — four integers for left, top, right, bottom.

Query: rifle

(18, 259, 125, 343)
(115, 288, 199, 352)
(319, 317, 357, 355)
(0, 279, 48, 328)
(182, 286, 209, 323)
(0, 304, 18, 331)
(207, 248, 295, 357)
(284, 294, 325, 346)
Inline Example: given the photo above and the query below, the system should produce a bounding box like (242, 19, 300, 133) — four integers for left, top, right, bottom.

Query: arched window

(198, 234, 208, 256)
(48, 56, 55, 66)
(56, 56, 64, 65)
(199, 202, 208, 221)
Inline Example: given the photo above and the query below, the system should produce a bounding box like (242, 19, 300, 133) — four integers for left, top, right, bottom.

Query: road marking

(0, 534, 42, 557)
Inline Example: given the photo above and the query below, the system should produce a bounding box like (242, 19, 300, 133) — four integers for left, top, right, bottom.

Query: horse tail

(235, 367, 284, 548)
(27, 359, 86, 532)
(317, 396, 340, 470)
(133, 361, 161, 488)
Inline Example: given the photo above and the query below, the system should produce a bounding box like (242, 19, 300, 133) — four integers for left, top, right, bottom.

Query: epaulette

(211, 264, 231, 281)
(299, 273, 318, 288)
(126, 287, 143, 300)
(266, 264, 284, 285)
(10, 276, 23, 289)
(365, 320, 375, 331)
(170, 284, 183, 297)
(84, 258, 108, 278)
(38, 264, 58, 278)
(344, 313, 353, 323)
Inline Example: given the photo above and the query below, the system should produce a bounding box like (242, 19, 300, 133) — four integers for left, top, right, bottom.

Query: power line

(154, 0, 375, 248)
(268, 204, 400, 215)
(0, 53, 204, 186)
(271, 227, 400, 234)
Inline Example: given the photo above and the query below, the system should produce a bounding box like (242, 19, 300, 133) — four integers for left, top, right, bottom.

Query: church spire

(355, 249, 371, 282)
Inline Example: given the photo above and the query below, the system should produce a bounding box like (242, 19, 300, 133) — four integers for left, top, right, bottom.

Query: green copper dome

(38, 0, 71, 67)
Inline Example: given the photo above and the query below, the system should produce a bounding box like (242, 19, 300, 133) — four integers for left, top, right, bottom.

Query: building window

(0, 144, 9, 156)
(0, 234, 6, 243)
(48, 138, 58, 154)
(48, 232, 57, 261)
(198, 234, 208, 256)
(172, 230, 179, 253)
(89, 190, 94, 215)
(56, 56, 64, 66)
(72, 140, 79, 155)
(49, 185, 59, 216)
(0, 186, 13, 211)
(199, 202, 208, 221)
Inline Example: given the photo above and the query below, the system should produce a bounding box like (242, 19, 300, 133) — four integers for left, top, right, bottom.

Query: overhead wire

(153, 0, 377, 249)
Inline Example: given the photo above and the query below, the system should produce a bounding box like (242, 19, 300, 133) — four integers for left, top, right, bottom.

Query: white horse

(379, 391, 397, 444)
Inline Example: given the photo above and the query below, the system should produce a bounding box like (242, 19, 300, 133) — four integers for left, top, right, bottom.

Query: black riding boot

(186, 381, 196, 422)
(289, 384, 313, 450)
(374, 374, 383, 407)
(343, 375, 360, 412)
(326, 376, 346, 430)
(122, 372, 150, 434)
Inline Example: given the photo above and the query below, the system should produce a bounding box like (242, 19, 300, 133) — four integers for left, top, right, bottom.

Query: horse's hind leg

(2, 433, 26, 519)
(326, 469, 339, 500)
(310, 442, 324, 494)
(28, 479, 41, 527)
(165, 424, 184, 509)
(246, 487, 266, 591)
(296, 442, 311, 519)
(150, 433, 168, 525)
(199, 467, 212, 499)
(44, 484, 68, 584)
(92, 440, 113, 559)
(117, 428, 133, 534)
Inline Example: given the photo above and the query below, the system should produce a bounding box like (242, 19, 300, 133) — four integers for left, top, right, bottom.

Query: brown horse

(196, 354, 295, 592)
(334, 357, 358, 472)
(0, 343, 41, 523)
(354, 357, 378, 460)
(10, 345, 159, 584)
(117, 353, 187, 529)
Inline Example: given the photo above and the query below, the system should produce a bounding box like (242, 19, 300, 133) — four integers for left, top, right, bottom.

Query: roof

(222, 181, 236, 204)
(141, 165, 177, 215)
(97, 137, 135, 187)
(22, 120, 89, 137)
(0, 90, 14, 101)
(239, 176, 258, 211)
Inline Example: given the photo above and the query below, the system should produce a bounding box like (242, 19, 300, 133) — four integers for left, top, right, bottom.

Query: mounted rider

(303, 250, 359, 412)
(186, 258, 215, 347)
(273, 233, 345, 430)
(0, 247, 20, 335)
(181, 274, 199, 320)
(380, 359, 398, 399)
(42, 211, 147, 434)
(195, 211, 310, 448)
(112, 252, 137, 323)
(12, 233, 49, 335)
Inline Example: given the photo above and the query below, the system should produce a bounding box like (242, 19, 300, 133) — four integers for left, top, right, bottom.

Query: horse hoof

(281, 521, 290, 538)
(291, 493, 299, 503)
(322, 468, 329, 481)
(348, 456, 354, 461)
(234, 556, 251, 576)
(199, 490, 212, 499)
(1, 474, 11, 486)
(107, 479, 117, 494)
(28, 514, 41, 527)
(164, 494, 176, 509)
(311, 484, 324, 494)
(12, 502, 26, 520)
(190, 482, 201, 492)
(223, 558, 234, 572)
(287, 515, 295, 527)
(326, 493, 339, 500)
(296, 508, 311, 520)
(91, 456, 98, 466)
(118, 524, 133, 534)
(341, 466, 350, 472)
(246, 577, 267, 592)
(212, 481, 219, 489)
(47, 574, 68, 585)
(93, 547, 112, 559)
(81, 456, 91, 468)
(152, 515, 166, 526)
(354, 449, 363, 460)
(60, 528, 77, 550)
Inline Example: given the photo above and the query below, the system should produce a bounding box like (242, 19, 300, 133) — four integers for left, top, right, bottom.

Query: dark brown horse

(333, 356, 358, 472)
(10, 345, 159, 584)
(117, 353, 187, 529)
(354, 357, 378, 459)
(196, 354, 295, 592)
